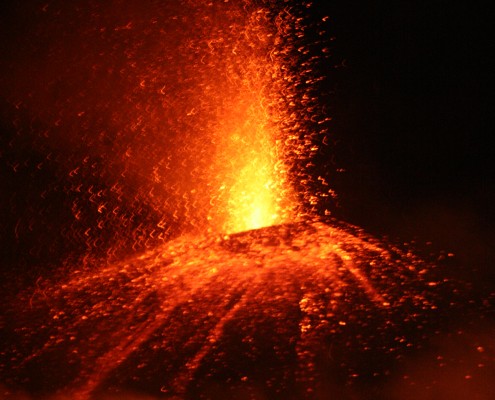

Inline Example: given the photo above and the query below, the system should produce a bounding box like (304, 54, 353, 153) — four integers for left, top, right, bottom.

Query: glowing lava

(194, 6, 300, 234)
(0, 0, 310, 256)
(2, 219, 445, 399)
(1, 1, 492, 400)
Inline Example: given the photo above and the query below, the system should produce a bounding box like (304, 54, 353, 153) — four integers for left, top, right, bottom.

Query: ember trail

(0, 1, 475, 400)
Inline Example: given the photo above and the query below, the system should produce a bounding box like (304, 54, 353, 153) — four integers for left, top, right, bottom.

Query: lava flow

(0, 1, 493, 400)
(4, 219, 450, 400)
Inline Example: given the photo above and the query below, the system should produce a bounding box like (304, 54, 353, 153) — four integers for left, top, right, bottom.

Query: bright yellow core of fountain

(211, 93, 296, 234)
(204, 10, 298, 235)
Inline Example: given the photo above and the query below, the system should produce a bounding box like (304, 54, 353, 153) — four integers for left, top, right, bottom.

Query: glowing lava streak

(3, 219, 444, 400)
(204, 8, 298, 233)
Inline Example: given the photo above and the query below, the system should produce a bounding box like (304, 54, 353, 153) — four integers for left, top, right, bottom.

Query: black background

(311, 1, 493, 285)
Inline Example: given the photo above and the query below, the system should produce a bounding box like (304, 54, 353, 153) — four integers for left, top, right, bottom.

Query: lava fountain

(0, 1, 492, 400)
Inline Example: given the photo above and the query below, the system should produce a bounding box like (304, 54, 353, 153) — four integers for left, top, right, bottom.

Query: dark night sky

(0, 1, 493, 285)
(312, 1, 494, 284)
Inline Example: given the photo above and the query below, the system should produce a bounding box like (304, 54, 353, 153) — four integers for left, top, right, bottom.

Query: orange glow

(211, 95, 295, 233)
(1, 2, 479, 400)
(5, 219, 446, 399)
(201, 9, 298, 233)
(0, 1, 313, 247)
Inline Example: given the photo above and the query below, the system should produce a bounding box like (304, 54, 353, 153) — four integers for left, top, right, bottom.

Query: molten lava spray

(1, 0, 313, 250)
(196, 6, 298, 233)
(1, 1, 493, 400)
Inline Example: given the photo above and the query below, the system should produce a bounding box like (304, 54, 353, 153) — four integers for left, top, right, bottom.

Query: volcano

(2, 218, 458, 399)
